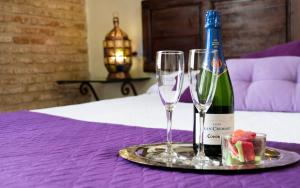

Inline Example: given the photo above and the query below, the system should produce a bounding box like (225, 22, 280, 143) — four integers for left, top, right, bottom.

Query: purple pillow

(228, 56, 300, 112)
(180, 87, 192, 103)
(180, 56, 300, 112)
(242, 40, 300, 58)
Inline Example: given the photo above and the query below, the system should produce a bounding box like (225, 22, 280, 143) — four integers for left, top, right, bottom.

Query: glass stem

(196, 110, 205, 158)
(166, 107, 173, 156)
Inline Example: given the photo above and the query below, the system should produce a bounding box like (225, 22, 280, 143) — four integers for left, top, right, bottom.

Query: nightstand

(57, 76, 151, 101)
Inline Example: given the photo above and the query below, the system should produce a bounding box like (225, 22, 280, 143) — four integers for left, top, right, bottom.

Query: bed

(0, 80, 299, 187)
(4, 51, 298, 187)
(34, 93, 300, 144)
(1, 0, 300, 187)
(1, 56, 300, 187)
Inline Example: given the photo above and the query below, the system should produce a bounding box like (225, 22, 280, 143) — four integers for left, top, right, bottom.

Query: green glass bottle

(193, 10, 234, 156)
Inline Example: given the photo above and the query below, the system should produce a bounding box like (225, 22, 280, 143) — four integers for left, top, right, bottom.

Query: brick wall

(0, 0, 89, 112)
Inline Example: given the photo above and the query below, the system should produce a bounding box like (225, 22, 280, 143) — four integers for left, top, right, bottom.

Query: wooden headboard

(142, 0, 300, 72)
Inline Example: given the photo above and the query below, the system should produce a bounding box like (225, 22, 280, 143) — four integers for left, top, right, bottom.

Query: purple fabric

(179, 56, 300, 112)
(227, 56, 300, 112)
(241, 40, 300, 58)
(180, 87, 192, 103)
(0, 111, 300, 188)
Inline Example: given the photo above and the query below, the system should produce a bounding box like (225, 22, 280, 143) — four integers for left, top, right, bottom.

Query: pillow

(228, 56, 300, 112)
(241, 40, 300, 58)
(179, 56, 300, 112)
(179, 86, 192, 103)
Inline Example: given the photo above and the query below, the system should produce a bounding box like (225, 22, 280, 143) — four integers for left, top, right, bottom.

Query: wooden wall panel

(142, 0, 205, 72)
(151, 6, 199, 38)
(290, 0, 300, 40)
(214, 0, 287, 57)
(142, 0, 299, 72)
(152, 36, 199, 70)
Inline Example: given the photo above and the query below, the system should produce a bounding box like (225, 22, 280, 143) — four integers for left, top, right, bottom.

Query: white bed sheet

(33, 94, 300, 144)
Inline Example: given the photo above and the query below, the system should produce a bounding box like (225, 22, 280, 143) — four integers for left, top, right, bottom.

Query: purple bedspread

(0, 111, 299, 188)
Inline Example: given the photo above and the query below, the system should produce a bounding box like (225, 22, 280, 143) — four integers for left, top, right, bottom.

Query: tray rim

(119, 142, 300, 171)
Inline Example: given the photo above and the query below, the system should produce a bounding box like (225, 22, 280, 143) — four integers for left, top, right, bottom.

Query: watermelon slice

(224, 130, 260, 165)
(242, 141, 255, 162)
(243, 132, 256, 139)
(232, 129, 245, 137)
(255, 156, 262, 162)
(231, 130, 256, 144)
(226, 152, 240, 165)
(235, 141, 245, 162)
(232, 136, 250, 144)
(228, 140, 238, 157)
(234, 140, 256, 163)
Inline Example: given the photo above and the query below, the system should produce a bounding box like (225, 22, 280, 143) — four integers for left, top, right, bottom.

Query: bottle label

(205, 26, 227, 76)
(195, 113, 234, 145)
(206, 61, 227, 76)
(205, 40, 227, 76)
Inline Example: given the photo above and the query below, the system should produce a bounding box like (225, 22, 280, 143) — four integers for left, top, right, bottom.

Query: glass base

(191, 154, 220, 169)
(158, 151, 178, 162)
(146, 143, 187, 166)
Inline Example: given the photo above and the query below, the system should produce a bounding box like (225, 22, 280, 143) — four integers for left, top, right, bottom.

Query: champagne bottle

(193, 10, 234, 156)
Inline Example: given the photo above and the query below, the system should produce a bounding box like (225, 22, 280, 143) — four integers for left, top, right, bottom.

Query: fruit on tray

(231, 129, 256, 144)
(235, 140, 255, 162)
(223, 130, 265, 165)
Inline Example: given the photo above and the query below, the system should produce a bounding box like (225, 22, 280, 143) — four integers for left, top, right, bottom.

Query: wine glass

(188, 49, 219, 166)
(156, 50, 184, 162)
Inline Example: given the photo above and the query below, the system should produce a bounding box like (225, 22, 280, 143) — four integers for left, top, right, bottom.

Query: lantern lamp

(103, 15, 132, 79)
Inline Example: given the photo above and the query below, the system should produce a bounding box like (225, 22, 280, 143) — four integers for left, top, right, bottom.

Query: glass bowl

(222, 133, 266, 166)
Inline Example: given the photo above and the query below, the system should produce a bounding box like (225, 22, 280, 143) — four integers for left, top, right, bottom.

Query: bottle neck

(205, 27, 225, 62)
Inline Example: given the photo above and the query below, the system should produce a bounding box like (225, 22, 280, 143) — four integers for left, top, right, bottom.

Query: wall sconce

(103, 15, 132, 79)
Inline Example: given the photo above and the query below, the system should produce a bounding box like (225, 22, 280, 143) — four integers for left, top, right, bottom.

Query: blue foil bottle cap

(205, 10, 221, 28)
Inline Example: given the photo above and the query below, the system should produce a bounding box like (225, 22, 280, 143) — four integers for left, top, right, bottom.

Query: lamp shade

(103, 16, 132, 75)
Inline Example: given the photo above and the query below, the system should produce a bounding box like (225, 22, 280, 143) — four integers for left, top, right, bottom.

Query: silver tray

(119, 143, 300, 171)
